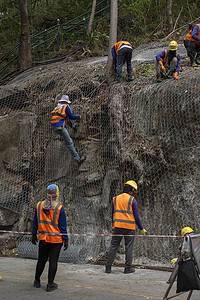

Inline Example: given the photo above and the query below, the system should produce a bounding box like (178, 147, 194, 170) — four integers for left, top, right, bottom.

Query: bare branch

(173, 7, 183, 31)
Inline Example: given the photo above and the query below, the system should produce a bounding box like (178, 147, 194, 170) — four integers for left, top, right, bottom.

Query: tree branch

(161, 16, 200, 40)
(173, 7, 183, 31)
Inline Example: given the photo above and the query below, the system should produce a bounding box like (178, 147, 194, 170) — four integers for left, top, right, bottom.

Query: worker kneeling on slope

(105, 180, 147, 274)
(155, 41, 181, 83)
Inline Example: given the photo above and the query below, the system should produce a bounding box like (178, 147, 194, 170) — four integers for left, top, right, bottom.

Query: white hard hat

(58, 95, 71, 105)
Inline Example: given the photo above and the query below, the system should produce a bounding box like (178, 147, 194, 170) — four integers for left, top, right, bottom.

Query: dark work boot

(190, 57, 195, 66)
(33, 279, 41, 288)
(195, 56, 200, 65)
(124, 267, 135, 274)
(105, 266, 111, 274)
(156, 77, 162, 83)
(46, 282, 58, 292)
(77, 155, 86, 166)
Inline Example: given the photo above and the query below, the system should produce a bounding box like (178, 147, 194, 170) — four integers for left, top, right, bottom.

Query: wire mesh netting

(0, 60, 200, 264)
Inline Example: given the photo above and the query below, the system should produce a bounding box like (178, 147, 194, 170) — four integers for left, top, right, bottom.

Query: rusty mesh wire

(0, 60, 200, 264)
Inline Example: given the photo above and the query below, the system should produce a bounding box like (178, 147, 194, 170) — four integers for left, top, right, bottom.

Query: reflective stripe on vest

(113, 194, 136, 230)
(162, 50, 179, 65)
(184, 24, 200, 44)
(114, 41, 132, 54)
(37, 201, 63, 243)
(51, 105, 68, 127)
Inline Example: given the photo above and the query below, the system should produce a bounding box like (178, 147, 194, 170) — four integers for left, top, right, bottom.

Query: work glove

(63, 240, 69, 251)
(158, 60, 165, 73)
(31, 234, 38, 245)
(140, 228, 147, 235)
(171, 258, 178, 265)
(173, 72, 179, 80)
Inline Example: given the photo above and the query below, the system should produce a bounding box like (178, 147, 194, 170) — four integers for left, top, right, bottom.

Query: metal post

(57, 19, 60, 51)
(18, 33, 21, 67)
(44, 29, 47, 49)
(83, 18, 86, 45)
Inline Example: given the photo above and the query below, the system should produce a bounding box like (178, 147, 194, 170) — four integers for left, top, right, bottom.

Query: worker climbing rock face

(32, 184, 69, 292)
(155, 41, 181, 83)
(111, 41, 134, 83)
(105, 180, 147, 274)
(184, 23, 200, 66)
(51, 95, 86, 165)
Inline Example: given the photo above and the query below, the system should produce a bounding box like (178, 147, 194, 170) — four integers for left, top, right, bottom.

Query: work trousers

(156, 57, 177, 78)
(116, 47, 133, 81)
(53, 126, 80, 161)
(106, 228, 135, 269)
(35, 240, 63, 284)
(184, 40, 200, 65)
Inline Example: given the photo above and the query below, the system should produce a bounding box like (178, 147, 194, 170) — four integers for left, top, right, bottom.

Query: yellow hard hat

(169, 41, 178, 50)
(124, 180, 138, 193)
(181, 227, 194, 237)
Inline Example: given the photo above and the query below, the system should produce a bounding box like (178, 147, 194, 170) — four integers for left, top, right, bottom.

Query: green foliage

(136, 64, 155, 78)
(87, 31, 109, 47)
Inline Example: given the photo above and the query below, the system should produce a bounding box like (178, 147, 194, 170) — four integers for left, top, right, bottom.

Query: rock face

(0, 55, 199, 264)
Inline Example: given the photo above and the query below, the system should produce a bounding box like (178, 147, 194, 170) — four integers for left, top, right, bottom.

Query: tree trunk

(19, 0, 32, 71)
(107, 0, 118, 72)
(167, 0, 173, 32)
(87, 0, 97, 34)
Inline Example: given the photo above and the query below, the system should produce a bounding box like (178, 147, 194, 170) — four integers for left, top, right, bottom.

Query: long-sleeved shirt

(112, 196, 143, 230)
(111, 42, 132, 64)
(51, 105, 80, 128)
(156, 50, 181, 73)
(191, 25, 200, 41)
(32, 206, 68, 240)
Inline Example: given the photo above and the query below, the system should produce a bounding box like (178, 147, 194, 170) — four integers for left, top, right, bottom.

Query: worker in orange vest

(155, 41, 181, 82)
(51, 95, 86, 165)
(184, 23, 200, 66)
(105, 180, 147, 274)
(111, 41, 134, 83)
(32, 184, 68, 292)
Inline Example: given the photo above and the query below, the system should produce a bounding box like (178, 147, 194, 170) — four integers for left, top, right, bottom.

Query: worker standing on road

(51, 95, 86, 165)
(184, 23, 200, 66)
(155, 41, 181, 83)
(111, 41, 134, 83)
(105, 180, 147, 274)
(32, 184, 68, 292)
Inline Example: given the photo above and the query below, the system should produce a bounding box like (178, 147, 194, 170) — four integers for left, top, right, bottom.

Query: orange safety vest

(162, 50, 179, 65)
(184, 24, 200, 45)
(114, 41, 132, 54)
(51, 105, 68, 127)
(113, 193, 136, 230)
(37, 201, 63, 243)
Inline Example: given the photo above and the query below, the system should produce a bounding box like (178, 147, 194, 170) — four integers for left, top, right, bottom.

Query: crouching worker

(105, 180, 147, 274)
(51, 95, 86, 165)
(170, 227, 200, 295)
(155, 41, 181, 83)
(32, 184, 68, 292)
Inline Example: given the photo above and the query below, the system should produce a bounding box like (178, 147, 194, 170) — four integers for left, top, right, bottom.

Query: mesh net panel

(0, 61, 200, 264)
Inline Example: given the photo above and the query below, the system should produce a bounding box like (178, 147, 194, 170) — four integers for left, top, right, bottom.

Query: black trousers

(184, 40, 200, 64)
(116, 47, 133, 80)
(35, 240, 62, 284)
(105, 228, 135, 269)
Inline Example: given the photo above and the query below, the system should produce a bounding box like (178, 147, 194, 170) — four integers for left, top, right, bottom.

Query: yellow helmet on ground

(169, 41, 178, 50)
(124, 180, 138, 193)
(181, 227, 194, 237)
